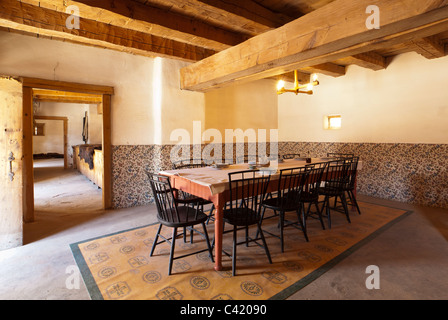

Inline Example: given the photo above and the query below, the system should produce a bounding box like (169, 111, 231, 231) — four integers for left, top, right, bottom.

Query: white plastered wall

(278, 52, 448, 144)
(0, 31, 204, 146)
(204, 79, 279, 143)
(33, 119, 64, 155)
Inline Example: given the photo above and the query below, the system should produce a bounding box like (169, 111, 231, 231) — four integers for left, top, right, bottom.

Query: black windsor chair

(260, 166, 310, 252)
(299, 162, 328, 230)
(318, 159, 352, 229)
(146, 173, 214, 275)
(220, 169, 273, 276)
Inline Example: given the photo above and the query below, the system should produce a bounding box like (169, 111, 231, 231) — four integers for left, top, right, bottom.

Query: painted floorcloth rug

(70, 201, 410, 300)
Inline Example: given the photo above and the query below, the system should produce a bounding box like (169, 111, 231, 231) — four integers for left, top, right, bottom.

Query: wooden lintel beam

(34, 115, 68, 121)
(0, 0, 216, 62)
(180, 0, 448, 92)
(33, 89, 103, 104)
(21, 77, 114, 95)
(411, 35, 446, 59)
(33, 96, 102, 104)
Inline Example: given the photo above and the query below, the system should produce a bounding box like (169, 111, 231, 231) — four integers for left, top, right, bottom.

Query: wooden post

(22, 86, 34, 223)
(102, 94, 112, 209)
(63, 119, 68, 169)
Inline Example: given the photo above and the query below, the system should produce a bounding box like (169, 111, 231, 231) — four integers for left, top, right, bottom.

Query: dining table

(159, 157, 361, 271)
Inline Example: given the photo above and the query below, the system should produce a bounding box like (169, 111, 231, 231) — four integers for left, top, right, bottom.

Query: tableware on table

(248, 161, 270, 169)
(258, 167, 278, 175)
(212, 163, 229, 169)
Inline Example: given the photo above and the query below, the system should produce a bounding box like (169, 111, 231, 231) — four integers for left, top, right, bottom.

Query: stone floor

(0, 158, 447, 300)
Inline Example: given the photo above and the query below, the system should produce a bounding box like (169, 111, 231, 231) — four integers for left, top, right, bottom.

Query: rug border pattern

(70, 202, 413, 300)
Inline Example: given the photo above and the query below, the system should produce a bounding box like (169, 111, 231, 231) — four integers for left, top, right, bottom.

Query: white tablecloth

(160, 158, 362, 196)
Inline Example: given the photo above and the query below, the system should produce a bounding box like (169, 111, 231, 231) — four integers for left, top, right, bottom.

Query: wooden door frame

(33, 116, 68, 169)
(21, 77, 114, 223)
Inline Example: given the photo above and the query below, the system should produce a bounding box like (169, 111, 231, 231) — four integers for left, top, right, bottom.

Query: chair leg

(322, 196, 331, 229)
(314, 201, 326, 230)
(340, 193, 351, 224)
(201, 222, 214, 263)
(168, 227, 177, 276)
(206, 204, 215, 224)
(296, 208, 309, 242)
(260, 206, 267, 221)
(279, 211, 285, 253)
(255, 206, 267, 239)
(301, 202, 307, 229)
(333, 195, 338, 209)
(232, 225, 237, 277)
(150, 224, 162, 256)
(257, 222, 272, 264)
(349, 190, 361, 215)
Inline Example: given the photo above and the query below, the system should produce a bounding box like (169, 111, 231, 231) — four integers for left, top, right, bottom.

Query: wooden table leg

(212, 194, 224, 271)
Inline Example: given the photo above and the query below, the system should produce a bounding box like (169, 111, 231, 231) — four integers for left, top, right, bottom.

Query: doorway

(21, 77, 114, 224)
(32, 103, 103, 226)
(33, 115, 68, 168)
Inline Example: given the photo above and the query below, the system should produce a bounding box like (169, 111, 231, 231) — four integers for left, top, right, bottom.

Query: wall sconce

(276, 71, 319, 95)
(324, 115, 342, 130)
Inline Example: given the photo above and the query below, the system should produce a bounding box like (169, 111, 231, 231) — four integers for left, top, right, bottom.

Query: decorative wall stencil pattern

(279, 142, 448, 209)
(111, 142, 448, 209)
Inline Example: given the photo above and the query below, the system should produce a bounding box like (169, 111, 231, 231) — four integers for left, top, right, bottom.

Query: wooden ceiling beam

(299, 63, 346, 77)
(334, 52, 388, 71)
(268, 71, 310, 84)
(0, 0, 216, 62)
(410, 35, 446, 59)
(141, 0, 293, 35)
(71, 0, 249, 50)
(268, 63, 345, 81)
(180, 0, 448, 92)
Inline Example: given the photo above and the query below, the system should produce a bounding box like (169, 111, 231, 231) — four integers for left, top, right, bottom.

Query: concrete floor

(0, 159, 447, 300)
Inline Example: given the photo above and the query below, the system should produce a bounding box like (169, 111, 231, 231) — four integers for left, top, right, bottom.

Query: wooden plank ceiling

(1, 0, 447, 91)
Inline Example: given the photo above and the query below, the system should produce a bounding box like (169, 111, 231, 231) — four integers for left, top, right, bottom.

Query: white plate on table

(248, 162, 270, 169)
(212, 163, 229, 169)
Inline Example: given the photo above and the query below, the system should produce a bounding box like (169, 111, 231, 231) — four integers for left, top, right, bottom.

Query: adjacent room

(0, 0, 447, 302)
(32, 98, 104, 240)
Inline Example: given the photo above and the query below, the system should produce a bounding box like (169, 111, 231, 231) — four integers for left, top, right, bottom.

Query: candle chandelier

(276, 70, 319, 95)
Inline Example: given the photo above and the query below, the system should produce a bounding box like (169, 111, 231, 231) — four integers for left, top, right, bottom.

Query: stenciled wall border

(111, 142, 448, 209)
